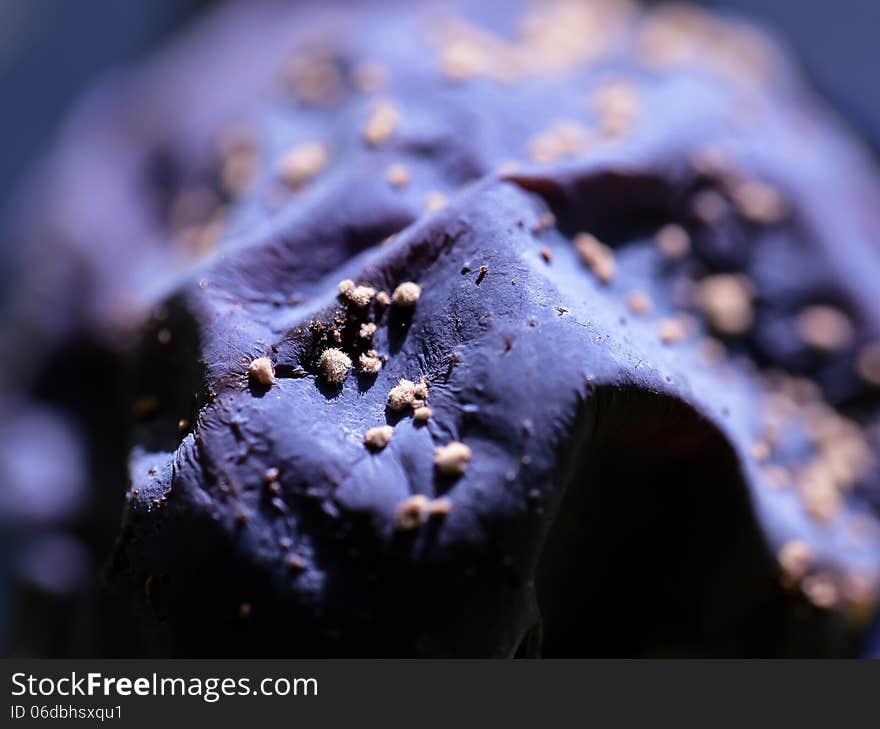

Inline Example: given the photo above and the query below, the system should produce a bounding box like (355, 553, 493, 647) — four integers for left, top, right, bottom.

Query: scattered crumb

(731, 180, 786, 224)
(761, 464, 791, 490)
(699, 337, 727, 364)
(376, 291, 391, 307)
(276, 142, 328, 187)
(696, 274, 754, 335)
(539, 246, 553, 263)
(531, 212, 556, 233)
(362, 99, 399, 145)
(626, 291, 652, 315)
(393, 495, 426, 530)
(655, 223, 690, 259)
(338, 279, 376, 307)
(387, 379, 417, 410)
(393, 494, 454, 530)
(574, 232, 615, 283)
(425, 191, 447, 212)
(688, 146, 732, 177)
(751, 440, 772, 462)
(359, 350, 382, 375)
(777, 539, 811, 581)
(392, 281, 422, 307)
(319, 348, 352, 384)
(590, 79, 641, 138)
(434, 441, 472, 476)
(857, 342, 880, 386)
(386, 163, 410, 188)
(692, 190, 728, 224)
(800, 468, 841, 523)
(364, 425, 394, 451)
(796, 306, 854, 352)
(281, 53, 343, 104)
(248, 356, 275, 386)
(219, 130, 259, 196)
(264, 467, 280, 483)
(440, 41, 482, 80)
(413, 406, 433, 422)
(802, 573, 839, 609)
(658, 317, 688, 345)
(239, 602, 252, 620)
(359, 322, 377, 340)
(286, 554, 307, 572)
(352, 60, 389, 92)
(427, 497, 453, 516)
(528, 120, 591, 162)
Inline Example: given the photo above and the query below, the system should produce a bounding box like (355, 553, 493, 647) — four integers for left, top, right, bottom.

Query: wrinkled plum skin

(5, 0, 880, 656)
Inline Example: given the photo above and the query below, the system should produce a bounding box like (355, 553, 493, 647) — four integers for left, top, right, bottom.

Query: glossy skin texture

(6, 0, 880, 655)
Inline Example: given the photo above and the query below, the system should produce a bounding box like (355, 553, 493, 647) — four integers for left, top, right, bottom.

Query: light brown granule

(574, 232, 615, 283)
(802, 573, 839, 609)
(319, 348, 352, 384)
(658, 317, 688, 345)
(386, 163, 410, 188)
(427, 497, 453, 516)
(352, 60, 389, 92)
(800, 467, 841, 523)
(796, 306, 854, 352)
(440, 41, 483, 81)
(276, 142, 328, 187)
(393, 494, 429, 530)
(375, 291, 391, 307)
(281, 54, 343, 104)
(528, 120, 591, 163)
(359, 322, 377, 340)
(364, 425, 394, 451)
(590, 79, 641, 138)
(264, 467, 280, 484)
(393, 494, 452, 530)
(751, 440, 772, 462)
(424, 191, 447, 212)
(857, 342, 880, 386)
(626, 291, 652, 315)
(359, 350, 382, 375)
(699, 337, 727, 364)
(731, 180, 786, 224)
(220, 139, 259, 197)
(413, 406, 433, 422)
(387, 379, 417, 410)
(247, 357, 275, 386)
(531, 212, 556, 233)
(434, 441, 472, 476)
(696, 274, 754, 335)
(777, 539, 811, 581)
(539, 246, 553, 263)
(761, 465, 792, 490)
(362, 99, 399, 145)
(692, 190, 728, 224)
(392, 281, 422, 307)
(655, 223, 690, 258)
(337, 279, 376, 307)
(413, 377, 429, 401)
(688, 145, 732, 177)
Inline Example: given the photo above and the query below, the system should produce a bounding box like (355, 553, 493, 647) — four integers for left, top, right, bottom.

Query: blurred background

(0, 0, 878, 656)
(1, 0, 880, 218)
